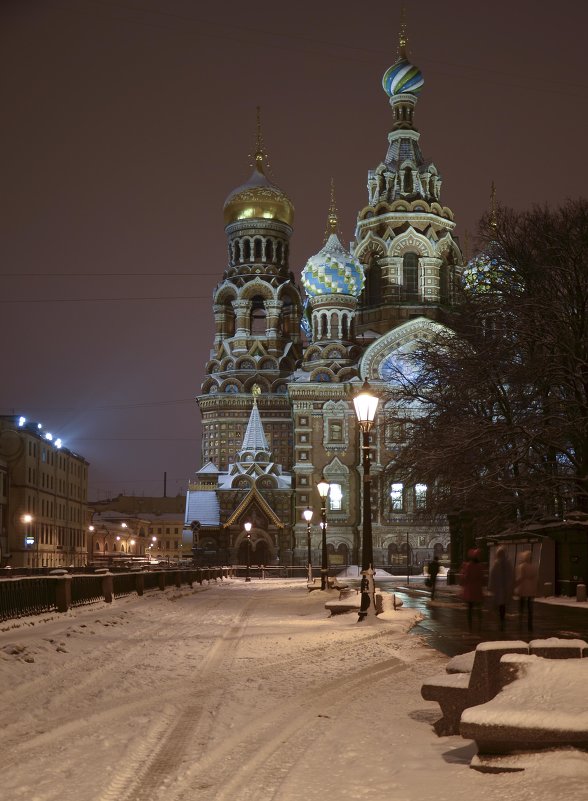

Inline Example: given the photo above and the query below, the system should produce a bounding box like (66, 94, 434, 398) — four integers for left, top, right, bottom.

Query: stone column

(231, 299, 252, 337)
(421, 257, 442, 301)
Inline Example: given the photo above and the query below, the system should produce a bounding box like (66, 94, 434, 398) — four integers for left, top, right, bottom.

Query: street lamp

(22, 514, 35, 567)
(317, 478, 330, 590)
(244, 522, 252, 582)
(353, 378, 379, 621)
(303, 508, 313, 584)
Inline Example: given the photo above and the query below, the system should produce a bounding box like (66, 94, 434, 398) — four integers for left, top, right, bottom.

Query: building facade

(88, 495, 187, 565)
(0, 415, 89, 568)
(185, 28, 462, 570)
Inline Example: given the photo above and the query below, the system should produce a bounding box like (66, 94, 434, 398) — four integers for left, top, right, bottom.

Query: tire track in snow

(0, 589, 228, 762)
(96, 600, 256, 801)
(177, 649, 440, 801)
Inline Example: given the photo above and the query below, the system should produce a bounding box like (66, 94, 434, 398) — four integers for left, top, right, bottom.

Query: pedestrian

(514, 550, 538, 632)
(428, 555, 440, 600)
(358, 572, 370, 622)
(488, 546, 513, 631)
(460, 548, 485, 631)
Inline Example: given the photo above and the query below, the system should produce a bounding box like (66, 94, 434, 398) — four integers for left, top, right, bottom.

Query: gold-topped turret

(223, 106, 294, 227)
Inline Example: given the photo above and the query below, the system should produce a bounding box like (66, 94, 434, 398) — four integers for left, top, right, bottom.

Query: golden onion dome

(223, 151, 294, 227)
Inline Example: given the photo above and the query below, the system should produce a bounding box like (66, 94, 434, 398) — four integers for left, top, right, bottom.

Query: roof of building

(184, 489, 221, 527)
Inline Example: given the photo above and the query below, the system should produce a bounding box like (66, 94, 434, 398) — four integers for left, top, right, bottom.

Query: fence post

(158, 571, 166, 591)
(135, 572, 145, 596)
(174, 570, 181, 588)
(102, 572, 113, 604)
(55, 575, 72, 613)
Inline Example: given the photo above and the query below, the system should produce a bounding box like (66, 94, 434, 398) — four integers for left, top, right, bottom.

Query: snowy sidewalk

(1, 579, 587, 801)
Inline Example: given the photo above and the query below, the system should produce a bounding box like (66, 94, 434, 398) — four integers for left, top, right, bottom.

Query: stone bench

(421, 641, 530, 735)
(460, 651, 588, 771)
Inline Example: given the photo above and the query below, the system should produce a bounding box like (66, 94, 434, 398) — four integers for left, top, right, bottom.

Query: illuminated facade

(185, 27, 461, 569)
(0, 415, 89, 568)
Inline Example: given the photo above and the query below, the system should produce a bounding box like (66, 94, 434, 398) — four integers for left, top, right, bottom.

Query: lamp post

(88, 525, 95, 564)
(353, 378, 379, 621)
(22, 514, 35, 568)
(317, 478, 330, 590)
(244, 522, 252, 582)
(303, 508, 313, 584)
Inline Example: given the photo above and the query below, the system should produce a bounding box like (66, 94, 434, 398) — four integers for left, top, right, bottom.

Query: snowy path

(1, 579, 588, 801)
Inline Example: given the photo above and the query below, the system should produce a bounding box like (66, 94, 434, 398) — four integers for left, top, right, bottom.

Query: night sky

(1, 0, 587, 500)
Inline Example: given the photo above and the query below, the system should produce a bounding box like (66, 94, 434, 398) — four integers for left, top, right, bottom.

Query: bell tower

(353, 14, 462, 334)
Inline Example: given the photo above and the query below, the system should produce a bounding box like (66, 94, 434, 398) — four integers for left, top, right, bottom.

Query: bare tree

(382, 199, 588, 536)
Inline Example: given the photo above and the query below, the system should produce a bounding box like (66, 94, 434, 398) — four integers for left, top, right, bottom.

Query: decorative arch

(323, 456, 350, 516)
(390, 226, 433, 258)
(359, 317, 452, 381)
(243, 375, 270, 394)
(200, 377, 219, 395)
(219, 378, 243, 393)
(322, 400, 349, 450)
(238, 278, 276, 302)
(309, 368, 335, 383)
(214, 284, 238, 305)
(354, 231, 387, 262)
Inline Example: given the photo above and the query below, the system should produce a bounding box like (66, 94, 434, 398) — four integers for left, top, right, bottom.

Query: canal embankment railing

(0, 567, 227, 622)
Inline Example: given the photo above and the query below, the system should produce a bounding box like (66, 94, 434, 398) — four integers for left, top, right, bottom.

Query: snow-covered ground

(1, 578, 587, 801)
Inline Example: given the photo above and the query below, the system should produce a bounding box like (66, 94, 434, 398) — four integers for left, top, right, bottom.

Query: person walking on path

(428, 555, 440, 601)
(488, 546, 514, 631)
(460, 548, 485, 632)
(515, 550, 539, 632)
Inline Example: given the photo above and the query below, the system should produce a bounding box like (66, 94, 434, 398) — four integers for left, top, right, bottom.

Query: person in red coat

(460, 548, 485, 631)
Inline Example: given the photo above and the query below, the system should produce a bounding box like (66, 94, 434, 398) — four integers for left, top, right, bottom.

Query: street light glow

(317, 479, 330, 499)
(353, 378, 379, 428)
(303, 508, 313, 522)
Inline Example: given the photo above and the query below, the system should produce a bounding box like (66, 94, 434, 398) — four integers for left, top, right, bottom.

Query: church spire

(252, 105, 268, 175)
(237, 386, 271, 463)
(489, 180, 498, 230)
(397, 2, 408, 59)
(324, 177, 339, 241)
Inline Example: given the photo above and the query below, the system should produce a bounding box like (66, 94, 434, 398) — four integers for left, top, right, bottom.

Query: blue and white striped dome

(301, 234, 365, 298)
(382, 57, 424, 98)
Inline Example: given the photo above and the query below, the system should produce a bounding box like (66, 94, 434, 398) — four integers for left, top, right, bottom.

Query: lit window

(329, 483, 343, 511)
(391, 483, 403, 511)
(415, 483, 427, 509)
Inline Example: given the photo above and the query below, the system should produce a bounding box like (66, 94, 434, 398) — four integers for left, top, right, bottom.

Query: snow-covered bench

(461, 651, 588, 771)
(421, 641, 529, 735)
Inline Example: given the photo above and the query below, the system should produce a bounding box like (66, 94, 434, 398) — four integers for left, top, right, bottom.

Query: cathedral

(184, 24, 462, 571)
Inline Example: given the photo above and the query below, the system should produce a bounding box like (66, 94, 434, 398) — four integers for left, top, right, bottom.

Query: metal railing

(70, 575, 103, 607)
(0, 577, 58, 621)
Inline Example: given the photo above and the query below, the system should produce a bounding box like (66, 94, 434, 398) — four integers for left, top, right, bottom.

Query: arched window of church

(429, 176, 436, 198)
(254, 238, 262, 260)
(242, 239, 251, 262)
(364, 256, 382, 306)
(320, 313, 328, 338)
(266, 239, 274, 262)
(341, 314, 349, 340)
(250, 296, 266, 335)
(276, 241, 283, 264)
(390, 482, 404, 511)
(415, 483, 428, 510)
(403, 252, 419, 299)
(329, 483, 343, 511)
(404, 167, 413, 195)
